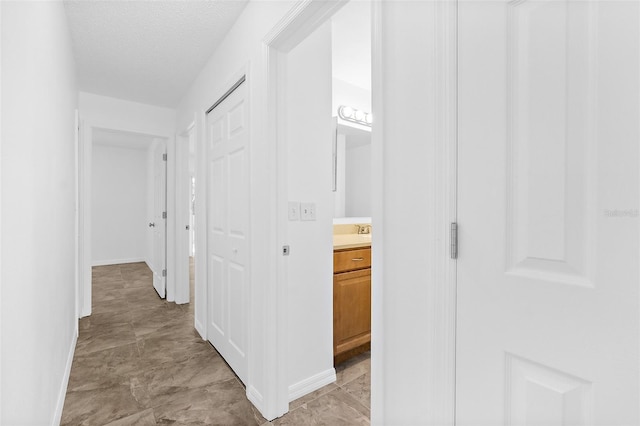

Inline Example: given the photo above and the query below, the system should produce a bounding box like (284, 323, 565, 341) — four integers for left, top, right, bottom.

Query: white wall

(79, 92, 176, 136)
(1, 2, 78, 424)
(332, 78, 371, 116)
(92, 144, 147, 265)
(175, 0, 295, 416)
(345, 140, 371, 217)
(78, 92, 176, 307)
(285, 22, 335, 395)
(175, 0, 453, 423)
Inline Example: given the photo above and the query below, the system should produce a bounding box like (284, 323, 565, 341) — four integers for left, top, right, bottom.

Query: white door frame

(194, 109, 208, 339)
(74, 109, 80, 331)
(427, 0, 458, 423)
(0, 3, 3, 421)
(78, 123, 92, 318)
(175, 120, 195, 305)
(261, 0, 348, 419)
(261, 0, 458, 423)
(77, 122, 173, 317)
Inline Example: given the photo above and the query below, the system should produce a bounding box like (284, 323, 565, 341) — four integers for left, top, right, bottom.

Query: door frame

(261, 0, 348, 418)
(262, 0, 458, 423)
(428, 0, 458, 422)
(174, 119, 196, 305)
(77, 122, 173, 317)
(151, 139, 168, 298)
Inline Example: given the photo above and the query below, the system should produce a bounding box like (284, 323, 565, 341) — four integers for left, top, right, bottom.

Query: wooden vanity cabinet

(333, 247, 371, 364)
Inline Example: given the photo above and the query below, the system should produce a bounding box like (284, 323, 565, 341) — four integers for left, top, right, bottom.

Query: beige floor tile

(103, 408, 157, 426)
(342, 372, 371, 409)
(63, 262, 370, 425)
(273, 388, 369, 425)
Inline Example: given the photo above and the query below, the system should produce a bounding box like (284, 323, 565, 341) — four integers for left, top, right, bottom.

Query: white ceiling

(64, 0, 249, 108)
(93, 128, 160, 150)
(331, 0, 371, 91)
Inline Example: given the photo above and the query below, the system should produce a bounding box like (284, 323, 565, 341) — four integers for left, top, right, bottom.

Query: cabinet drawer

(334, 247, 371, 273)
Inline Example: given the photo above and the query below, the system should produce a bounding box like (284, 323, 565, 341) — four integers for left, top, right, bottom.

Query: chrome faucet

(357, 224, 372, 235)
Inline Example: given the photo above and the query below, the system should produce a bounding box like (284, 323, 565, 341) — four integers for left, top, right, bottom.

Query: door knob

(149, 222, 155, 227)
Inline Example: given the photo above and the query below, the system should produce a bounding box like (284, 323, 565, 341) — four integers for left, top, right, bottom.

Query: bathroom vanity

(333, 225, 371, 364)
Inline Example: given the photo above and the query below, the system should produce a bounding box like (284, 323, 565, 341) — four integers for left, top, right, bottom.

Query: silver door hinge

(162, 211, 167, 219)
(162, 153, 167, 161)
(162, 269, 167, 277)
(450, 222, 458, 259)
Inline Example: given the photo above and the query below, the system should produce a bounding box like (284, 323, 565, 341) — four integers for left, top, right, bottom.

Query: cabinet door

(334, 268, 371, 355)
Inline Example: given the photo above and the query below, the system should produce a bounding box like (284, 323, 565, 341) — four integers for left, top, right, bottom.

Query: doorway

(78, 126, 169, 317)
(268, 0, 374, 416)
(150, 139, 167, 298)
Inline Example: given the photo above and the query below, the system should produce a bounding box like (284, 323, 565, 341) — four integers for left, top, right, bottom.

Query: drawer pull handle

(352, 257, 365, 261)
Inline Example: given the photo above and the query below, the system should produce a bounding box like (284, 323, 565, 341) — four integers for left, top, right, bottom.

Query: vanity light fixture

(338, 105, 372, 127)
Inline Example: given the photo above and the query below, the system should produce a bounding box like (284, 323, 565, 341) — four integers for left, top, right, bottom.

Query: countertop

(333, 234, 372, 250)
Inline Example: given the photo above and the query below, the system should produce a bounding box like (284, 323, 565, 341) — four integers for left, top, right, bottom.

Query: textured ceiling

(64, 0, 249, 107)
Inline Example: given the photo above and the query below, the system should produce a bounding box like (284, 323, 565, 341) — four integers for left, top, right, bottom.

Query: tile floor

(61, 262, 370, 425)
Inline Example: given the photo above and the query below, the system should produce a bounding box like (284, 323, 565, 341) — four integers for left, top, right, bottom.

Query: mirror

(333, 120, 371, 219)
(330, 0, 371, 222)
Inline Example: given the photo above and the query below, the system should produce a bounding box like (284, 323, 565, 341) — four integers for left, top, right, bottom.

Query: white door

(457, 1, 639, 425)
(206, 79, 249, 384)
(175, 128, 192, 304)
(152, 142, 167, 298)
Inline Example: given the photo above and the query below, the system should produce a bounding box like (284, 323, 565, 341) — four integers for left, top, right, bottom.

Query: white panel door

(206, 81, 249, 384)
(152, 142, 167, 298)
(457, 1, 639, 425)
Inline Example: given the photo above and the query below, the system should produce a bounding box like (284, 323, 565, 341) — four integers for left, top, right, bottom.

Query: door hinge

(162, 153, 167, 161)
(162, 269, 167, 277)
(450, 222, 458, 259)
(162, 211, 167, 219)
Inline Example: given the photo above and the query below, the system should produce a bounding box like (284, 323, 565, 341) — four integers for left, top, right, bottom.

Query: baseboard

(247, 385, 266, 419)
(91, 257, 146, 267)
(288, 368, 337, 402)
(194, 317, 206, 340)
(52, 332, 77, 426)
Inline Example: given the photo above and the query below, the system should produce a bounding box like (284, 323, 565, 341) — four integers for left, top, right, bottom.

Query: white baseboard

(247, 385, 266, 419)
(91, 257, 146, 267)
(194, 317, 206, 340)
(288, 368, 337, 402)
(52, 332, 77, 426)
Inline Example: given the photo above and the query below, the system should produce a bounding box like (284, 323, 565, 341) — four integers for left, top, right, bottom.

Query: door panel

(152, 141, 167, 298)
(206, 80, 249, 384)
(456, 1, 639, 424)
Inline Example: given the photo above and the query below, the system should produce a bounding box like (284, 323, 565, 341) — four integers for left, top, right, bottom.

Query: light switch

(288, 202, 300, 221)
(301, 202, 316, 221)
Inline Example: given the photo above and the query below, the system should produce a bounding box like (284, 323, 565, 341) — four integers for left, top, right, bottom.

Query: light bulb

(365, 113, 373, 124)
(354, 110, 365, 121)
(341, 106, 354, 118)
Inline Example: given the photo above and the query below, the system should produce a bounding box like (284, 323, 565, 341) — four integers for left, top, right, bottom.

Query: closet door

(206, 79, 249, 384)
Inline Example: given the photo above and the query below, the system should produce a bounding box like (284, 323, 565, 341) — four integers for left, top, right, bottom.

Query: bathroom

(330, 1, 372, 369)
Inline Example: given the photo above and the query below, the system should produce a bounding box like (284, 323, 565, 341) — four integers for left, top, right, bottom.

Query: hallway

(61, 263, 371, 425)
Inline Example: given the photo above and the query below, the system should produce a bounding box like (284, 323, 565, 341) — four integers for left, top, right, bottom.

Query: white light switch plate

(301, 202, 316, 221)
(288, 202, 300, 221)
